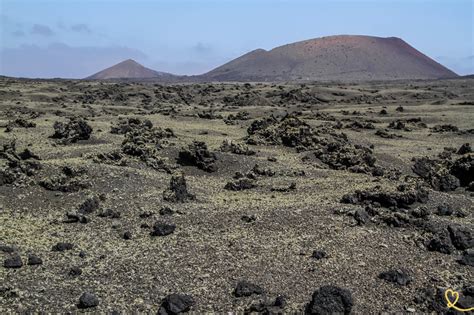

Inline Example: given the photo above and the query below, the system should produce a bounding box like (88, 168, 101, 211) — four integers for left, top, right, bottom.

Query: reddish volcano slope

(86, 59, 173, 80)
(203, 35, 458, 81)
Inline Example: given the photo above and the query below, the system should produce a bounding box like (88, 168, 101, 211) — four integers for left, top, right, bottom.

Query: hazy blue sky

(1, 0, 473, 78)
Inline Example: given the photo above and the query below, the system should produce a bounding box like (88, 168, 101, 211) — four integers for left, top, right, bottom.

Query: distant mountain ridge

(86, 35, 458, 82)
(86, 59, 175, 80)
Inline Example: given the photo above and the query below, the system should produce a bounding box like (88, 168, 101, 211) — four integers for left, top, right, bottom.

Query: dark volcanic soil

(0, 77, 473, 313)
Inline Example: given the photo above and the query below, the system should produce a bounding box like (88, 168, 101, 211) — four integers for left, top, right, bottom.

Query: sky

(0, 0, 473, 78)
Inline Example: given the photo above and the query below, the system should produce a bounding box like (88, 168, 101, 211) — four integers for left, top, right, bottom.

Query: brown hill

(86, 59, 174, 80)
(203, 35, 458, 81)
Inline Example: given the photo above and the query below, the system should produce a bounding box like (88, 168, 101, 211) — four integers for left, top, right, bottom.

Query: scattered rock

(77, 292, 99, 309)
(431, 124, 459, 133)
(158, 293, 195, 314)
(90, 150, 127, 166)
(0, 140, 42, 185)
(0, 245, 17, 253)
(389, 118, 426, 131)
(150, 222, 176, 236)
(110, 117, 153, 134)
(411, 206, 430, 219)
(458, 249, 474, 266)
(3, 255, 23, 269)
(311, 250, 327, 260)
(163, 172, 195, 202)
(177, 141, 218, 172)
(52, 242, 74, 252)
(122, 231, 132, 240)
(0, 286, 19, 299)
(354, 208, 370, 225)
(5, 118, 36, 132)
(246, 295, 286, 314)
(69, 266, 82, 277)
(198, 110, 222, 120)
(375, 129, 399, 139)
(159, 206, 174, 216)
(234, 280, 264, 297)
(436, 204, 453, 216)
(252, 164, 275, 177)
(18, 148, 40, 160)
(271, 182, 296, 192)
(241, 214, 256, 223)
(220, 139, 255, 155)
(457, 143, 472, 155)
(451, 154, 473, 187)
(116, 118, 175, 172)
(27, 254, 42, 265)
(97, 209, 121, 219)
(305, 285, 353, 315)
(346, 121, 375, 130)
(224, 178, 256, 191)
(39, 166, 90, 192)
(224, 111, 250, 124)
(51, 118, 93, 144)
(379, 269, 412, 286)
(78, 195, 100, 214)
(341, 184, 428, 209)
(413, 153, 473, 191)
(448, 225, 473, 250)
(426, 233, 454, 255)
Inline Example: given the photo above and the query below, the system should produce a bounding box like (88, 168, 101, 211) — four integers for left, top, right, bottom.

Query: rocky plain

(0, 77, 473, 313)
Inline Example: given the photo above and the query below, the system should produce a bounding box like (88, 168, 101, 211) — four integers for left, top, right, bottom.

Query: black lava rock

(305, 285, 353, 315)
(379, 269, 412, 286)
(354, 209, 369, 225)
(158, 293, 195, 314)
(427, 234, 453, 255)
(458, 249, 474, 266)
(64, 211, 89, 224)
(52, 242, 74, 252)
(78, 292, 99, 309)
(246, 295, 287, 314)
(241, 214, 257, 223)
(78, 195, 100, 214)
(177, 141, 218, 172)
(341, 185, 428, 209)
(451, 155, 473, 187)
(224, 178, 256, 191)
(311, 250, 327, 260)
(163, 172, 195, 203)
(3, 255, 23, 269)
(448, 225, 473, 250)
(159, 206, 174, 216)
(27, 254, 42, 265)
(234, 280, 264, 297)
(150, 222, 176, 236)
(411, 206, 430, 218)
(69, 266, 82, 277)
(457, 143, 472, 155)
(52, 118, 93, 144)
(437, 204, 453, 216)
(0, 245, 17, 253)
(437, 174, 460, 192)
(123, 231, 132, 240)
